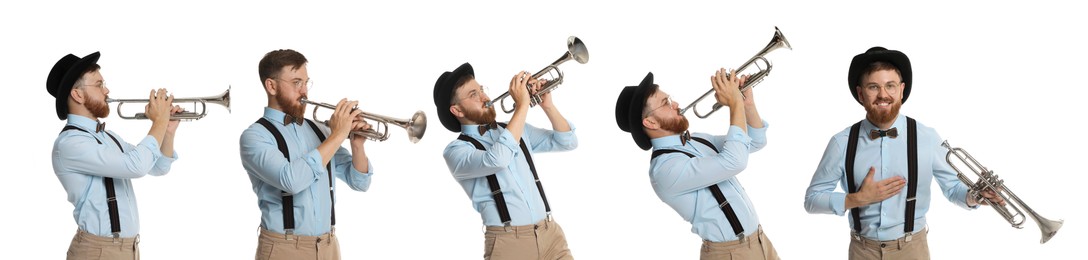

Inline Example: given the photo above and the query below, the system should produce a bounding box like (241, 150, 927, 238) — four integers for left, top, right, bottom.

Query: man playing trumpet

(48, 51, 184, 259)
(803, 46, 1005, 259)
(615, 70, 779, 259)
(433, 63, 578, 259)
(239, 49, 374, 260)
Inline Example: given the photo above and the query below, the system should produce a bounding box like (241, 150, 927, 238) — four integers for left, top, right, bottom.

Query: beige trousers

(483, 218, 573, 260)
(255, 228, 341, 260)
(848, 227, 930, 260)
(699, 225, 779, 260)
(66, 229, 139, 260)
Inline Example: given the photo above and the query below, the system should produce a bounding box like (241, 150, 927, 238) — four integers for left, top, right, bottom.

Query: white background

(2, 1, 1082, 259)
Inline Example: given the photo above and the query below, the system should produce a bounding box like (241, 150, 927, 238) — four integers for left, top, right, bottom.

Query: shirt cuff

(831, 192, 847, 216)
(747, 120, 769, 139)
(496, 130, 521, 153)
(139, 135, 164, 158)
(303, 149, 329, 179)
(551, 121, 577, 144)
(724, 125, 753, 144)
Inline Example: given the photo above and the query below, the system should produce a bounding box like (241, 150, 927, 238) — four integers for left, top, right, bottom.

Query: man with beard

(615, 70, 779, 259)
(433, 63, 578, 259)
(803, 47, 1004, 259)
(239, 49, 375, 260)
(48, 51, 184, 259)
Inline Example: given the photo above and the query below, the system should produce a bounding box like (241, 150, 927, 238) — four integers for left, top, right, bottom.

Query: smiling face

(856, 68, 904, 127)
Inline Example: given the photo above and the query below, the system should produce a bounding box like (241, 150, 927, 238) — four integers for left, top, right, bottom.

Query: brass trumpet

(108, 86, 231, 121)
(300, 98, 427, 143)
(486, 36, 589, 113)
(680, 27, 791, 119)
(942, 141, 1063, 244)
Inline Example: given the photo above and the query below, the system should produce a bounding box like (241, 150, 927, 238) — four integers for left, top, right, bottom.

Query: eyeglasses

(457, 86, 489, 104)
(80, 81, 107, 89)
(275, 77, 313, 90)
(862, 81, 901, 95)
(643, 95, 674, 118)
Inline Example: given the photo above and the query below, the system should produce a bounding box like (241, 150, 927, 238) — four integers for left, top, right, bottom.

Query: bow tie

(478, 122, 499, 135)
(679, 130, 692, 145)
(95, 122, 106, 133)
(283, 114, 304, 126)
(869, 128, 898, 140)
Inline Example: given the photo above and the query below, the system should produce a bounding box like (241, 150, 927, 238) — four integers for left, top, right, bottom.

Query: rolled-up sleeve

(525, 121, 577, 153)
(444, 131, 521, 181)
(239, 127, 320, 195)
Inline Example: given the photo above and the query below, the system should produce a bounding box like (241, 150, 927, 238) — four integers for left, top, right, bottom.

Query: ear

(449, 104, 464, 118)
(264, 78, 277, 96)
(69, 88, 85, 105)
(642, 116, 659, 131)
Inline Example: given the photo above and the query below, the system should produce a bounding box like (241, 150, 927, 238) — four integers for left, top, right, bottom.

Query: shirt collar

(862, 114, 907, 133)
(263, 107, 289, 125)
(66, 114, 100, 132)
(650, 134, 685, 149)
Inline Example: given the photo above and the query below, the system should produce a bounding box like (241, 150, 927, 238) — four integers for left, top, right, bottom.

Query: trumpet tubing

(487, 36, 589, 113)
(299, 98, 427, 143)
(679, 27, 791, 119)
(108, 86, 231, 121)
(942, 141, 1063, 244)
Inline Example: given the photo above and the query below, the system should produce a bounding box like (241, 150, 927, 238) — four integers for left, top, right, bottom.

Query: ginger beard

(85, 94, 111, 119)
(463, 104, 497, 125)
(657, 112, 689, 133)
(278, 93, 307, 119)
(864, 95, 900, 126)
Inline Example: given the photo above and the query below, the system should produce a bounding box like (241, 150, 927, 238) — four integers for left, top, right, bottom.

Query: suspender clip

(502, 221, 512, 232)
(284, 229, 296, 241)
(904, 231, 913, 242)
(546, 212, 554, 222)
(111, 232, 121, 243)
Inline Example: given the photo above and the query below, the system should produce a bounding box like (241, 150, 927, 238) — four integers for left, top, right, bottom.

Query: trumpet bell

(405, 110, 427, 144)
(568, 36, 589, 64)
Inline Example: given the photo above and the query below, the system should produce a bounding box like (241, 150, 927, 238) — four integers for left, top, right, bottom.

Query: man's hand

(329, 99, 361, 141)
(144, 88, 172, 124)
(509, 71, 531, 109)
(846, 167, 906, 209)
(711, 68, 744, 108)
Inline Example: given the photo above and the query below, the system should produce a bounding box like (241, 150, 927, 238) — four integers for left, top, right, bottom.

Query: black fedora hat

(847, 46, 912, 104)
(433, 62, 475, 132)
(47, 51, 101, 120)
(615, 72, 657, 150)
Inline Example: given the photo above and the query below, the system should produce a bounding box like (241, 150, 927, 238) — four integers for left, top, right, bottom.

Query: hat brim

(48, 52, 101, 120)
(614, 72, 656, 150)
(848, 48, 911, 104)
(433, 62, 474, 132)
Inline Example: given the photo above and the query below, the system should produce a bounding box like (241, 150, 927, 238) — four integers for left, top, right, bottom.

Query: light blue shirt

(805, 114, 974, 241)
(442, 122, 577, 227)
(649, 122, 767, 242)
(239, 107, 373, 236)
(52, 114, 177, 238)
